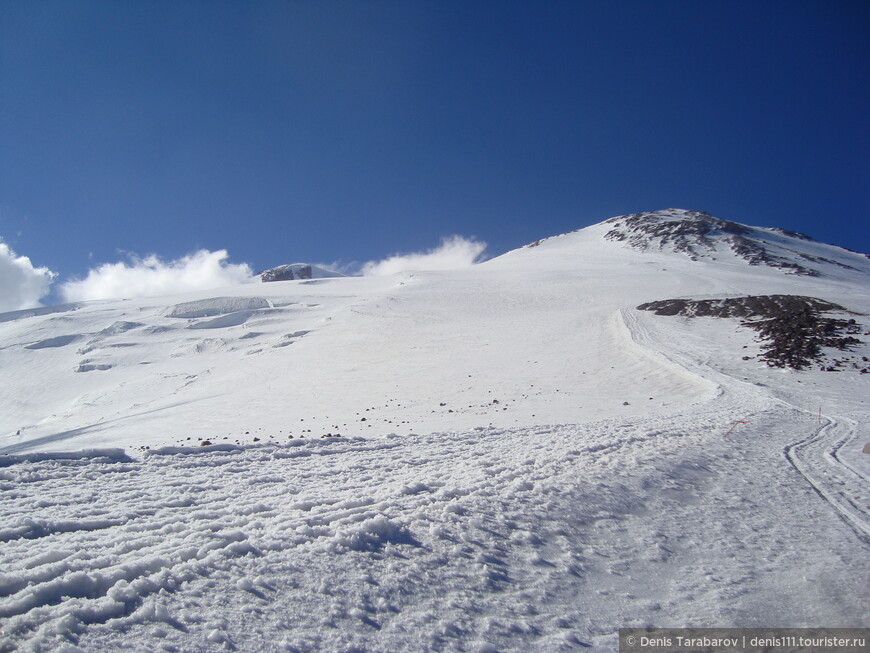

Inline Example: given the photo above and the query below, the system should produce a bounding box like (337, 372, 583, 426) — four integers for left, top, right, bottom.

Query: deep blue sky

(1, 0, 868, 282)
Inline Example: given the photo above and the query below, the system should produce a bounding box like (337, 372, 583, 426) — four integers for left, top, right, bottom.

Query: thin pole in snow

(724, 420, 749, 437)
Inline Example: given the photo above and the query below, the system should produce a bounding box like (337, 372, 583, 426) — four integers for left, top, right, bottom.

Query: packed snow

(1, 210, 868, 651)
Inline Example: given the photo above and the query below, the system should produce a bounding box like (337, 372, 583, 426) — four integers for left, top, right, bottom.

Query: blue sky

(1, 1, 868, 306)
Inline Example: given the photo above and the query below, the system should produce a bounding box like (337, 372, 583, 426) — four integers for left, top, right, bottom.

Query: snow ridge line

(0, 448, 132, 467)
(616, 308, 720, 402)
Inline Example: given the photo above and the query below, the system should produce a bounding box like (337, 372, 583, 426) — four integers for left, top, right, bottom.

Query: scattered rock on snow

(638, 295, 864, 370)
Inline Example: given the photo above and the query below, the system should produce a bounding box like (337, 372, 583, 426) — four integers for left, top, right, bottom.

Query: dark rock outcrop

(261, 264, 313, 282)
(638, 295, 863, 370)
(259, 264, 345, 282)
(604, 209, 819, 275)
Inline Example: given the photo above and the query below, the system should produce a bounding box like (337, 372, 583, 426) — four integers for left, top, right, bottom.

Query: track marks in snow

(0, 517, 125, 543)
(2, 300, 868, 650)
(5, 401, 864, 652)
(784, 415, 870, 543)
(628, 307, 870, 547)
(0, 420, 716, 651)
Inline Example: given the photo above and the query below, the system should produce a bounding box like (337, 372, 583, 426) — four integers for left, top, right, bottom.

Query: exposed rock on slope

(638, 295, 865, 370)
(603, 208, 861, 276)
(260, 263, 345, 282)
(637, 295, 843, 319)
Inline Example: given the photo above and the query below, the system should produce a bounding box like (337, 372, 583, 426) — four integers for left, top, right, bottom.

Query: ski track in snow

(784, 415, 870, 544)
(624, 308, 870, 545)
(2, 213, 869, 651)
(2, 316, 868, 652)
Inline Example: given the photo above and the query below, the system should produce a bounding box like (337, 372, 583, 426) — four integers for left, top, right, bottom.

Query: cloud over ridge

(0, 240, 56, 312)
(361, 236, 486, 276)
(60, 250, 255, 302)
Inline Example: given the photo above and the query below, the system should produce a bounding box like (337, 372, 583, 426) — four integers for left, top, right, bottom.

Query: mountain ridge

(523, 208, 867, 278)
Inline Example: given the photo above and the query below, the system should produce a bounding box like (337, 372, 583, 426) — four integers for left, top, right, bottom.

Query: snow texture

(1, 210, 868, 652)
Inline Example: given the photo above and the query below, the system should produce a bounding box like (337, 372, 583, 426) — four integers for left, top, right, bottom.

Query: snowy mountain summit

(259, 263, 345, 282)
(0, 209, 868, 652)
(601, 208, 866, 276)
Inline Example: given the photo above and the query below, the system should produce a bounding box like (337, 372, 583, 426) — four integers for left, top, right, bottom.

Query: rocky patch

(638, 295, 865, 370)
(604, 209, 819, 275)
(260, 264, 345, 282)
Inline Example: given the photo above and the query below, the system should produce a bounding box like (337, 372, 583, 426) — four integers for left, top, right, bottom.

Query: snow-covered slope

(1, 210, 868, 652)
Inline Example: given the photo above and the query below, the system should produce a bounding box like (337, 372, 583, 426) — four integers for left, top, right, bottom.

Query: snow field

(0, 261, 717, 455)
(1, 212, 868, 651)
(1, 398, 866, 652)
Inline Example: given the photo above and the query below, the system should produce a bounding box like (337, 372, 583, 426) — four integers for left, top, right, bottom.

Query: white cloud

(0, 240, 56, 312)
(360, 236, 487, 276)
(60, 250, 256, 302)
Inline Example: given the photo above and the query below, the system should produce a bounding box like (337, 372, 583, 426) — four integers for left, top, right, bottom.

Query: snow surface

(1, 211, 868, 651)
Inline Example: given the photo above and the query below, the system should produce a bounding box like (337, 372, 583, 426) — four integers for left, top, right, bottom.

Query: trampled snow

(1, 210, 868, 651)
